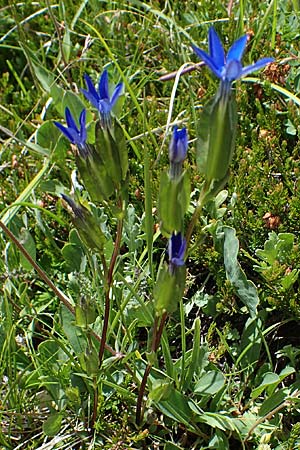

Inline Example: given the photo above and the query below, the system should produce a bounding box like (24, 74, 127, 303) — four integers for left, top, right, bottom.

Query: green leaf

(38, 340, 65, 369)
(50, 84, 65, 116)
(259, 388, 289, 417)
(59, 305, 86, 354)
(37, 121, 69, 162)
(157, 388, 194, 429)
(208, 429, 229, 449)
(184, 317, 201, 390)
(62, 243, 84, 272)
(31, 61, 54, 92)
(62, 91, 86, 122)
(256, 232, 295, 266)
(158, 170, 190, 236)
(196, 92, 237, 182)
(196, 411, 236, 432)
(62, 26, 71, 63)
(43, 412, 63, 437)
(149, 379, 172, 402)
(251, 372, 280, 400)
(40, 179, 67, 196)
(154, 265, 186, 315)
(223, 226, 259, 317)
(237, 317, 263, 369)
(18, 229, 36, 271)
(194, 370, 225, 395)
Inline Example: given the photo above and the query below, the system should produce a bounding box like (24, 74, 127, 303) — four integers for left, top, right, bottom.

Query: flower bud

(61, 194, 105, 252)
(169, 126, 188, 179)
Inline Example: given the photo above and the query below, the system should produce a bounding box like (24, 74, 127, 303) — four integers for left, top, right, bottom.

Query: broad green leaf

(281, 269, 299, 290)
(259, 388, 289, 417)
(50, 83, 65, 116)
(43, 412, 63, 437)
(62, 91, 86, 122)
(237, 317, 263, 369)
(32, 61, 54, 92)
(59, 305, 86, 354)
(157, 388, 194, 429)
(251, 372, 280, 400)
(38, 340, 65, 369)
(256, 232, 295, 266)
(223, 226, 259, 317)
(252, 367, 295, 400)
(62, 26, 71, 63)
(154, 265, 186, 315)
(62, 243, 84, 272)
(149, 379, 172, 402)
(40, 179, 67, 196)
(196, 411, 236, 432)
(158, 170, 190, 236)
(208, 429, 229, 449)
(18, 228, 36, 271)
(37, 121, 69, 161)
(194, 370, 225, 395)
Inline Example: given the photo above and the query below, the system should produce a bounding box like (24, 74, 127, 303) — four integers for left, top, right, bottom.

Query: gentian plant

(14, 24, 274, 440)
(189, 27, 274, 222)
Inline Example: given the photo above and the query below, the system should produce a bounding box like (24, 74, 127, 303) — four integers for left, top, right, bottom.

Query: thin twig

(136, 312, 168, 425)
(244, 390, 300, 442)
(158, 62, 204, 82)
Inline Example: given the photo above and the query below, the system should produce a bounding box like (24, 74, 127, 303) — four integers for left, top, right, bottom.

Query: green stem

(98, 202, 124, 367)
(185, 184, 207, 247)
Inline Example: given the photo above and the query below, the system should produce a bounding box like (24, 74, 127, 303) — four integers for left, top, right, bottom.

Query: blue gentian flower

(192, 27, 273, 91)
(55, 108, 88, 157)
(169, 126, 188, 179)
(81, 70, 123, 128)
(168, 232, 186, 269)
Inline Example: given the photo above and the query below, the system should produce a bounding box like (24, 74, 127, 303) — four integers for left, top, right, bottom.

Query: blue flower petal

(208, 27, 225, 69)
(65, 107, 79, 132)
(84, 74, 98, 99)
(80, 88, 99, 109)
(110, 82, 123, 107)
(98, 69, 110, 100)
(79, 109, 87, 143)
(192, 44, 222, 78)
(54, 121, 75, 143)
(227, 35, 247, 63)
(241, 57, 274, 77)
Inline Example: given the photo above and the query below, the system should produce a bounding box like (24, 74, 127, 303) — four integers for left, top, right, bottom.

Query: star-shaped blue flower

(168, 232, 186, 268)
(192, 27, 273, 89)
(81, 70, 123, 127)
(54, 108, 88, 156)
